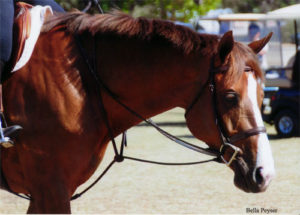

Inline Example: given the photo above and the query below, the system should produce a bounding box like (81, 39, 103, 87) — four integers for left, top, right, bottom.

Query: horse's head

(185, 31, 275, 193)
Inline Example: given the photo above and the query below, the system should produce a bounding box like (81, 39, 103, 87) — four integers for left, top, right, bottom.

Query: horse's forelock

(224, 42, 263, 86)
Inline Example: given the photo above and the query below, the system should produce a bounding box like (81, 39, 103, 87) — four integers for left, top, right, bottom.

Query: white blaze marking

(247, 74, 275, 185)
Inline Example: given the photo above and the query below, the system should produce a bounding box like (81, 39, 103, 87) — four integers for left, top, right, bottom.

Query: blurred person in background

(248, 22, 269, 69)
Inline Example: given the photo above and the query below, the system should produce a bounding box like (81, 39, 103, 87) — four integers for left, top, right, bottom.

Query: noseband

(186, 56, 267, 166)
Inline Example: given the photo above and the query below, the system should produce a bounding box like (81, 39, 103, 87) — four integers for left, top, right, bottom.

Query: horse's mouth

(232, 157, 268, 193)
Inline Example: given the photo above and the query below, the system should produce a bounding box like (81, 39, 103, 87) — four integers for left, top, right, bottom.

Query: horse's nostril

(254, 167, 264, 185)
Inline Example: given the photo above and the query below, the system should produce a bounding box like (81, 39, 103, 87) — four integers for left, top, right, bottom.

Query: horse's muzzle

(232, 157, 274, 193)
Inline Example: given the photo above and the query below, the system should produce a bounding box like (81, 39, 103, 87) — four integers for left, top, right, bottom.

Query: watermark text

(246, 207, 278, 214)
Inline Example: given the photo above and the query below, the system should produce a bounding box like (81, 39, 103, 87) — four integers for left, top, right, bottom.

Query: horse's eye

(244, 66, 254, 73)
(224, 91, 239, 105)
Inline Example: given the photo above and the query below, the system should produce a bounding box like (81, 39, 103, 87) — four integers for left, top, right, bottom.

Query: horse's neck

(7, 28, 211, 139)
(89, 35, 210, 135)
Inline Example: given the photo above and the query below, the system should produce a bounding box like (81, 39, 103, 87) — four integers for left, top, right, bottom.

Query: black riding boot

(0, 60, 22, 148)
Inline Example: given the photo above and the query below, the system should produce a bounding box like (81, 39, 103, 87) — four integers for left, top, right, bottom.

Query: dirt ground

(0, 108, 299, 214)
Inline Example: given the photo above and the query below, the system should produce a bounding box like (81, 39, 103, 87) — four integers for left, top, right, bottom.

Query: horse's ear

(248, 32, 273, 54)
(217, 31, 234, 63)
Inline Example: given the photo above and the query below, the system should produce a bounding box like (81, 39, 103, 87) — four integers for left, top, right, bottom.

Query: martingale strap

(69, 35, 222, 201)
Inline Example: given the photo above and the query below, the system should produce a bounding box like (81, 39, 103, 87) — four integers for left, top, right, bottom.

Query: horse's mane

(42, 11, 219, 55)
(43, 11, 263, 82)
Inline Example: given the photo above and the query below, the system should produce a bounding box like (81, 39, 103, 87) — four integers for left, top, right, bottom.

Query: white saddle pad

(12, 5, 53, 72)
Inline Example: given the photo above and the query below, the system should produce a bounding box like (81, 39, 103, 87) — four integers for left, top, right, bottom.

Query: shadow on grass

(267, 133, 300, 140)
(177, 135, 195, 139)
(136, 121, 300, 140)
(267, 134, 280, 140)
(137, 121, 186, 127)
(177, 134, 300, 140)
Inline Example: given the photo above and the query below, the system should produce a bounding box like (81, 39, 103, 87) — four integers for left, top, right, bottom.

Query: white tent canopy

(265, 4, 300, 20)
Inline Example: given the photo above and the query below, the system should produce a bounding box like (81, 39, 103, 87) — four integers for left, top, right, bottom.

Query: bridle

(186, 56, 267, 166)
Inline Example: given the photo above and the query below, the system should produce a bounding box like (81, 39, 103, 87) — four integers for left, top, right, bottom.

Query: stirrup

(0, 136, 14, 148)
(0, 125, 22, 148)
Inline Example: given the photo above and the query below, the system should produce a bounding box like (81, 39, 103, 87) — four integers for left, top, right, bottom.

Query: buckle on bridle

(219, 142, 241, 166)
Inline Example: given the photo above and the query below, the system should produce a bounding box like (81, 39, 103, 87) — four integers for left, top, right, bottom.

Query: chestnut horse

(0, 11, 275, 213)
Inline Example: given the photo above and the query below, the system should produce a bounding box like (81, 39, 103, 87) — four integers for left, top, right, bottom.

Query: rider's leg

(22, 0, 65, 12)
(0, 0, 22, 148)
(0, 0, 14, 64)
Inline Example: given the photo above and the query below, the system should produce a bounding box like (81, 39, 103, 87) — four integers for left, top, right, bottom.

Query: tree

(55, 0, 222, 22)
(55, 0, 300, 21)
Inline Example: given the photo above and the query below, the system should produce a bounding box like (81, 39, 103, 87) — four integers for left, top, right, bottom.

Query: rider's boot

(0, 60, 22, 148)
